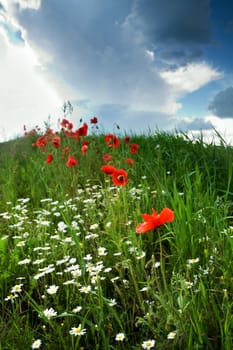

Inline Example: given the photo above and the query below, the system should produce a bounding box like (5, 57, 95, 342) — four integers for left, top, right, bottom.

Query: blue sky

(0, 0, 233, 142)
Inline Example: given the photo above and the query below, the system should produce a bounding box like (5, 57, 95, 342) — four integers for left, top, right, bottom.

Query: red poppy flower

(46, 153, 53, 164)
(102, 153, 113, 163)
(130, 143, 139, 154)
(61, 118, 69, 128)
(124, 136, 130, 144)
(136, 208, 174, 234)
(66, 155, 78, 167)
(81, 144, 88, 155)
(36, 136, 47, 148)
(77, 122, 88, 137)
(104, 134, 120, 148)
(52, 136, 61, 148)
(125, 157, 134, 166)
(101, 165, 116, 176)
(111, 169, 128, 186)
(90, 116, 98, 124)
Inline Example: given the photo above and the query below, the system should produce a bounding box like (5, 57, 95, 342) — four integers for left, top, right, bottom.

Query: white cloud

(0, 33, 62, 141)
(1, 0, 41, 12)
(160, 62, 222, 94)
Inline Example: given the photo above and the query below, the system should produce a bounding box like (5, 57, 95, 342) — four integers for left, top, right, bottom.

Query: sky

(0, 0, 233, 143)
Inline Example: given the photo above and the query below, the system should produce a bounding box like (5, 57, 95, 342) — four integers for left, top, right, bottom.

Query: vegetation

(0, 112, 232, 349)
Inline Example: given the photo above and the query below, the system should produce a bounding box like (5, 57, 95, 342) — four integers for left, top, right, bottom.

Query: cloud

(132, 0, 211, 44)
(160, 62, 222, 94)
(208, 86, 233, 118)
(0, 0, 41, 11)
(0, 32, 62, 141)
(175, 117, 213, 131)
(0, 0, 225, 141)
(10, 0, 179, 115)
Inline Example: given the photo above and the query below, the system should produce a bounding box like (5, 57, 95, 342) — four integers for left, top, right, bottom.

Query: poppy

(61, 118, 69, 128)
(81, 144, 88, 155)
(102, 153, 113, 163)
(52, 136, 61, 148)
(66, 155, 78, 167)
(77, 122, 88, 137)
(104, 134, 120, 148)
(111, 169, 128, 186)
(130, 143, 139, 154)
(136, 208, 174, 234)
(90, 116, 98, 124)
(46, 153, 53, 164)
(101, 165, 116, 176)
(125, 157, 134, 166)
(124, 136, 130, 144)
(36, 136, 47, 148)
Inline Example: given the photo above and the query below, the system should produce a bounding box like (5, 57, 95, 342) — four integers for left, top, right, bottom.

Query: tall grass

(0, 121, 232, 349)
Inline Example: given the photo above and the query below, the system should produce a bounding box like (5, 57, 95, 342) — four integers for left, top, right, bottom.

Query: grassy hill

(0, 125, 232, 349)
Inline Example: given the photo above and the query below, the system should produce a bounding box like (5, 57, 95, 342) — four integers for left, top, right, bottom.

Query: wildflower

(11, 284, 23, 294)
(125, 157, 135, 166)
(79, 285, 91, 294)
(66, 154, 78, 167)
(142, 339, 155, 349)
(90, 223, 99, 230)
(31, 339, 42, 349)
(81, 144, 88, 155)
(18, 258, 31, 265)
(111, 168, 128, 186)
(124, 136, 130, 144)
(46, 153, 53, 163)
(104, 134, 120, 148)
(69, 324, 87, 336)
(43, 307, 57, 319)
(136, 207, 174, 234)
(130, 143, 139, 154)
(77, 122, 88, 137)
(46, 285, 59, 295)
(102, 153, 113, 163)
(36, 136, 46, 148)
(187, 258, 200, 265)
(115, 333, 125, 341)
(72, 306, 82, 313)
(90, 116, 98, 124)
(108, 298, 117, 306)
(154, 261, 161, 268)
(101, 165, 116, 176)
(167, 331, 177, 339)
(98, 246, 107, 256)
(52, 136, 60, 148)
(5, 294, 18, 302)
(16, 240, 25, 247)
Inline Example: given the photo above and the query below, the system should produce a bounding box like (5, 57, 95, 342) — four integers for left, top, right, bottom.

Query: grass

(0, 117, 232, 349)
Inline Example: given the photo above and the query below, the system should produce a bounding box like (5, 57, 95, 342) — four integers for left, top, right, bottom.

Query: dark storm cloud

(176, 118, 213, 131)
(208, 87, 233, 118)
(159, 47, 204, 65)
(14, 0, 171, 111)
(132, 0, 211, 44)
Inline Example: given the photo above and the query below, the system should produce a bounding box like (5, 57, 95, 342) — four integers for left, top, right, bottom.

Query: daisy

(31, 339, 42, 349)
(167, 331, 177, 339)
(142, 339, 155, 349)
(43, 307, 57, 319)
(115, 333, 125, 341)
(46, 285, 59, 295)
(69, 324, 86, 336)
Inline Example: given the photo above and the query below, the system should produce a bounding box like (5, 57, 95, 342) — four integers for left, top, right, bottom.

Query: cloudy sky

(0, 0, 233, 143)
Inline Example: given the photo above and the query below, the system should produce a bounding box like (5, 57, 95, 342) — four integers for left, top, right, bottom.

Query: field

(0, 114, 232, 349)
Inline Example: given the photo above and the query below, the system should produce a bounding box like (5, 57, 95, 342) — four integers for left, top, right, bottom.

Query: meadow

(0, 111, 232, 349)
